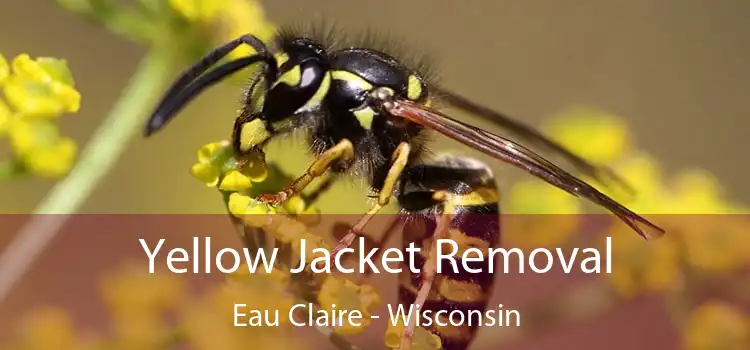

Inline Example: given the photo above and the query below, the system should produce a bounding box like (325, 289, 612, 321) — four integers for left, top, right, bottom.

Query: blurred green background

(1, 0, 748, 214)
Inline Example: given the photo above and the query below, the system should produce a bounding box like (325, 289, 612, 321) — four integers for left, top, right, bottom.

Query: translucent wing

(384, 98, 665, 239)
(434, 87, 634, 195)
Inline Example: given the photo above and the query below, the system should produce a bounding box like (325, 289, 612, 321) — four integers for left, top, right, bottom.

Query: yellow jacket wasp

(144, 24, 665, 350)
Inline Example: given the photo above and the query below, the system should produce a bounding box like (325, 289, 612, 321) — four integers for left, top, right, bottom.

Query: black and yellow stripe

(397, 156, 500, 350)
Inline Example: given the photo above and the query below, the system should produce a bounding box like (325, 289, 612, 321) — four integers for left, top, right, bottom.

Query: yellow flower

(0, 54, 8, 84)
(385, 320, 442, 350)
(228, 192, 277, 222)
(219, 169, 253, 191)
(7, 118, 77, 178)
(216, 0, 277, 59)
(666, 170, 732, 214)
(504, 179, 582, 248)
(679, 214, 750, 273)
(0, 54, 79, 181)
(169, 0, 228, 22)
(0, 98, 11, 135)
(228, 265, 290, 286)
(604, 227, 682, 298)
(317, 276, 381, 335)
(182, 270, 300, 350)
(507, 179, 582, 215)
(3, 54, 80, 118)
(543, 107, 631, 164)
(684, 301, 748, 350)
(100, 264, 186, 348)
(271, 215, 308, 244)
(601, 153, 664, 209)
(12, 308, 81, 350)
(190, 141, 267, 190)
(168, 0, 276, 61)
(100, 263, 185, 317)
(283, 195, 307, 214)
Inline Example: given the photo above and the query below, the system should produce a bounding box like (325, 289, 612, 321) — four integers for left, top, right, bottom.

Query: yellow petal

(190, 162, 220, 186)
(24, 137, 78, 178)
(4, 54, 79, 117)
(3, 76, 68, 118)
(317, 277, 381, 335)
(18, 308, 78, 349)
(197, 141, 226, 163)
(670, 169, 727, 214)
(507, 179, 581, 214)
(282, 196, 306, 214)
(8, 118, 61, 155)
(684, 301, 748, 350)
(0, 54, 8, 85)
(544, 108, 631, 164)
(50, 82, 81, 113)
(169, 0, 228, 22)
(227, 193, 252, 216)
(12, 53, 51, 82)
(219, 0, 277, 60)
(0, 99, 11, 135)
(272, 218, 307, 244)
(219, 170, 253, 191)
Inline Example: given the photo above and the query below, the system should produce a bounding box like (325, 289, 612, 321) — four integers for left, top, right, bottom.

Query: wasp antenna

(144, 35, 275, 136)
(145, 55, 273, 136)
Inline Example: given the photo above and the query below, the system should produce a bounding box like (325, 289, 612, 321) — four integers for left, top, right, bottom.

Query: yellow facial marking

(239, 119, 271, 151)
(331, 70, 373, 90)
(353, 107, 376, 130)
(274, 52, 290, 67)
(407, 75, 423, 100)
(274, 65, 301, 88)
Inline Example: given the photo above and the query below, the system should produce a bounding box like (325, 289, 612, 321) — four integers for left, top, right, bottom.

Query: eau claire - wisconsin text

(139, 236, 613, 275)
(233, 302, 520, 328)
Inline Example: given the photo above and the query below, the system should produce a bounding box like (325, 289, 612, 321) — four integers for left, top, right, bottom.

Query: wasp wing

(385, 98, 665, 239)
(433, 88, 634, 195)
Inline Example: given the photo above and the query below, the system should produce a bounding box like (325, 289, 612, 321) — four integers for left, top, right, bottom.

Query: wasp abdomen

(397, 156, 500, 350)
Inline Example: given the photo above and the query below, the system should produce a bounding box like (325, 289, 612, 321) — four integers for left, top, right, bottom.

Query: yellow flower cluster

(190, 140, 268, 191)
(191, 139, 384, 343)
(683, 301, 748, 350)
(0, 53, 80, 179)
(505, 107, 750, 298)
(6, 308, 92, 350)
(504, 179, 582, 249)
(168, 0, 277, 59)
(317, 276, 381, 335)
(4, 263, 305, 350)
(186, 267, 302, 350)
(190, 140, 319, 218)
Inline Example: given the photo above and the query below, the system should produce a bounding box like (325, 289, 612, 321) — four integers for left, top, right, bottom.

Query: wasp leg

(400, 197, 455, 350)
(257, 139, 355, 205)
(329, 142, 411, 257)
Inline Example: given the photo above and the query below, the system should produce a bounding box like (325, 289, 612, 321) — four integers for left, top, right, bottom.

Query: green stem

(0, 49, 174, 303)
(0, 159, 23, 179)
